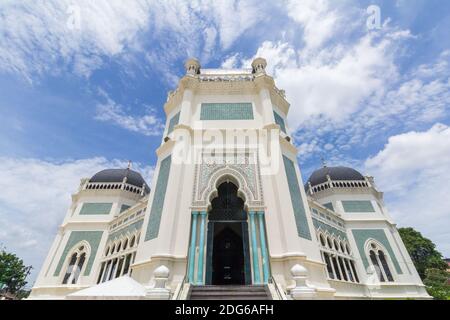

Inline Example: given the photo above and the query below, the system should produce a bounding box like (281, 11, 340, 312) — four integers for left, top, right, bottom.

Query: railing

(268, 277, 288, 300)
(308, 179, 370, 195)
(83, 181, 146, 196)
(172, 275, 188, 300)
(198, 73, 255, 82)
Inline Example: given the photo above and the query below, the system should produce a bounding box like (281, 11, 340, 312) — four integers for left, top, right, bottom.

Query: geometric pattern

(145, 155, 172, 241)
(282, 155, 312, 240)
(200, 103, 254, 120)
(167, 111, 180, 134)
(273, 111, 287, 133)
(342, 200, 375, 213)
(312, 218, 347, 240)
(79, 203, 112, 215)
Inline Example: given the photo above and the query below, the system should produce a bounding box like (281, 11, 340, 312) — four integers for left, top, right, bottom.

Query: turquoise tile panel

(79, 203, 112, 215)
(120, 204, 131, 213)
(283, 155, 311, 240)
(342, 200, 375, 213)
(108, 219, 144, 243)
(352, 229, 403, 274)
(54, 231, 103, 276)
(273, 111, 287, 133)
(167, 111, 180, 134)
(200, 103, 254, 120)
(323, 202, 334, 211)
(312, 218, 347, 240)
(145, 156, 172, 241)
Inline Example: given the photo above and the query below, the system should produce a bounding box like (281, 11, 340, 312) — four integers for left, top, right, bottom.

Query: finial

(251, 57, 267, 74)
(127, 160, 132, 170)
(321, 156, 327, 168)
(184, 58, 201, 75)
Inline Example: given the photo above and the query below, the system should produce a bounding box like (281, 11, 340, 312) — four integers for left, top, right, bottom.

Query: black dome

(90, 169, 150, 193)
(307, 166, 364, 187)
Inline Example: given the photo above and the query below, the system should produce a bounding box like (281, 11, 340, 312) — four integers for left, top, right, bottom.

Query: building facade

(30, 58, 429, 300)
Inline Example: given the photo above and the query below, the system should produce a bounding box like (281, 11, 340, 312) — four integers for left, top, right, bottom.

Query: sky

(0, 0, 449, 286)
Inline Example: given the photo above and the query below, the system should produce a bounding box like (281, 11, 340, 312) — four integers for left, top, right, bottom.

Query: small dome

(90, 169, 150, 193)
(307, 166, 364, 187)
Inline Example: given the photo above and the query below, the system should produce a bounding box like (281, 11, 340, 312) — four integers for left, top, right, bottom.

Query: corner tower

(30, 168, 149, 298)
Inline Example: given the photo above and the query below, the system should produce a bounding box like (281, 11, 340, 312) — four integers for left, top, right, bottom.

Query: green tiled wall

(200, 103, 254, 120)
(323, 202, 334, 211)
(312, 218, 347, 240)
(54, 231, 103, 276)
(145, 156, 172, 241)
(79, 203, 112, 215)
(342, 200, 375, 213)
(352, 229, 402, 274)
(120, 204, 131, 213)
(273, 111, 287, 133)
(283, 155, 311, 240)
(108, 219, 144, 243)
(167, 111, 180, 134)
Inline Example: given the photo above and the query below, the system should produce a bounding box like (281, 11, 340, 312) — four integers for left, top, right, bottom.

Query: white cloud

(0, 156, 154, 286)
(365, 124, 450, 256)
(95, 93, 164, 137)
(285, 0, 341, 50)
(0, 0, 273, 82)
(0, 0, 152, 80)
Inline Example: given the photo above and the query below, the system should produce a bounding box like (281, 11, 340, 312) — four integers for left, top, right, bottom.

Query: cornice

(164, 73, 291, 116)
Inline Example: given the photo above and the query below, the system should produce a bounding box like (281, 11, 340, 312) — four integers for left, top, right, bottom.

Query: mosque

(29, 58, 429, 300)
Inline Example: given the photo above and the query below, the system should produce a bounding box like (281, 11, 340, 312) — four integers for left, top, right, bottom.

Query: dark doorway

(212, 223, 245, 285)
(205, 181, 251, 285)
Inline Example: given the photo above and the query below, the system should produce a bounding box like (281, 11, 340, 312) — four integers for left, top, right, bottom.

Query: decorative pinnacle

(184, 58, 201, 75)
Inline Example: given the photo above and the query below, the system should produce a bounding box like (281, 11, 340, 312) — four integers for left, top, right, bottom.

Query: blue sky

(0, 0, 449, 286)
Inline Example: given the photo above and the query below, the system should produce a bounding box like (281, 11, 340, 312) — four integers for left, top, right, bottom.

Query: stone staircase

(189, 285, 272, 300)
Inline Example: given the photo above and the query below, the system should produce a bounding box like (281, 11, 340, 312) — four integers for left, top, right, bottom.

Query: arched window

(367, 242, 395, 282)
(378, 251, 394, 282)
(105, 246, 110, 256)
(334, 240, 340, 252)
(116, 242, 121, 253)
(62, 244, 89, 285)
(327, 237, 333, 249)
(369, 250, 385, 282)
(319, 234, 326, 247)
(340, 242, 345, 253)
(111, 244, 116, 254)
(345, 243, 351, 255)
(123, 239, 128, 251)
(130, 236, 136, 247)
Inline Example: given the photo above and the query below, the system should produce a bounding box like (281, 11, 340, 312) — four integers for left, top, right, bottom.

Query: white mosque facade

(30, 58, 430, 300)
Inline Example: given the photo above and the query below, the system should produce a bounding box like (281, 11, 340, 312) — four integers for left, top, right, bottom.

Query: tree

(423, 268, 450, 300)
(0, 247, 32, 297)
(398, 227, 447, 278)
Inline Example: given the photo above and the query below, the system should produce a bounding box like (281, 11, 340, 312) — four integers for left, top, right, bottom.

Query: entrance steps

(189, 285, 272, 300)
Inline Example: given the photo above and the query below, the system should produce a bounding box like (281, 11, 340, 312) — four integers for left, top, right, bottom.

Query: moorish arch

(202, 167, 256, 211)
(187, 168, 271, 286)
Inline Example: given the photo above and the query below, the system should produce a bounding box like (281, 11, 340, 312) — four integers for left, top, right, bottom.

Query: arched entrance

(205, 182, 251, 285)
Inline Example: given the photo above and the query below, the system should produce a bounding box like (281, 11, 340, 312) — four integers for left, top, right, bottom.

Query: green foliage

(423, 268, 450, 300)
(398, 227, 449, 300)
(0, 247, 32, 296)
(398, 227, 447, 278)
